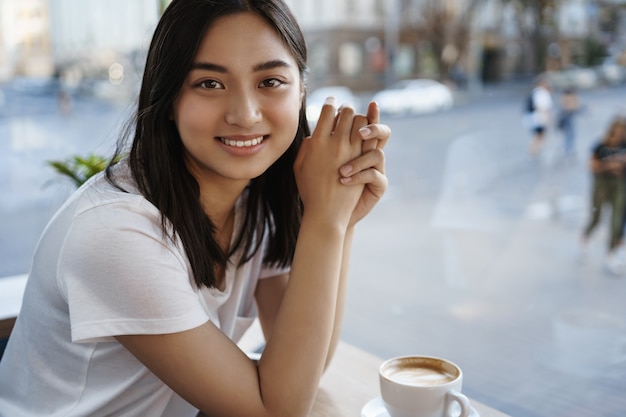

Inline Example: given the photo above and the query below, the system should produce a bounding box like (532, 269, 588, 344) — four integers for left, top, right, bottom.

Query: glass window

(2, 3, 626, 417)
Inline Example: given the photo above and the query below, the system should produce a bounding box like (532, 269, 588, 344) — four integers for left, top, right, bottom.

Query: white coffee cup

(379, 355, 470, 417)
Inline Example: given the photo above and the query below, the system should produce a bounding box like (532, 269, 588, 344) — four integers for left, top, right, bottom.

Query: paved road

(2, 82, 626, 416)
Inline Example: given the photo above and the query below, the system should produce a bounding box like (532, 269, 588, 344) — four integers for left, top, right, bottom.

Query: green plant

(48, 154, 117, 188)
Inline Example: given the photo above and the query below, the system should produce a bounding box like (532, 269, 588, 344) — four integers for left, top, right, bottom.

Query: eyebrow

(190, 59, 293, 73)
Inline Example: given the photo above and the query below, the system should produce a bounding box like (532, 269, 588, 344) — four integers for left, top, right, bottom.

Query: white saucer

(361, 397, 480, 417)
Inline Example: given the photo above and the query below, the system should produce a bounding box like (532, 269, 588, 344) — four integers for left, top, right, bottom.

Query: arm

(116, 100, 367, 417)
(256, 102, 390, 372)
(592, 158, 626, 176)
(326, 101, 390, 366)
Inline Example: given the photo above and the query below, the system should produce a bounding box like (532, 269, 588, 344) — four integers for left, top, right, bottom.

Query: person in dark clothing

(580, 117, 626, 275)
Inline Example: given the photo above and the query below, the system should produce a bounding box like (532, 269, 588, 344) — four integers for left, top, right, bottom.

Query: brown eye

(198, 79, 224, 89)
(260, 78, 284, 88)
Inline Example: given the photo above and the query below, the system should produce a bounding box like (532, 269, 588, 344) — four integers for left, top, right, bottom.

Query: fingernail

(324, 96, 337, 107)
(340, 165, 353, 176)
(359, 127, 372, 137)
(340, 176, 352, 184)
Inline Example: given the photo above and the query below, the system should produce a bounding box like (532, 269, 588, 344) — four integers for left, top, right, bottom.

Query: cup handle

(445, 389, 471, 417)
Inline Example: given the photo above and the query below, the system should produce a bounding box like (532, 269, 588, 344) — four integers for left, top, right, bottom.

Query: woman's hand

(294, 98, 364, 229)
(338, 101, 390, 226)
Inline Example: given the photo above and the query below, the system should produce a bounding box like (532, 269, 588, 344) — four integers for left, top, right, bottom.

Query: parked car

(547, 66, 599, 90)
(596, 59, 625, 85)
(372, 79, 453, 116)
(306, 86, 360, 126)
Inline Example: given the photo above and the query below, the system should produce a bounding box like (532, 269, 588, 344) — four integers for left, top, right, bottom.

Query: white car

(306, 86, 360, 126)
(372, 79, 453, 116)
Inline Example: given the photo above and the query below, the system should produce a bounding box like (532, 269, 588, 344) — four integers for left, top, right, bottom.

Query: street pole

(466, 3, 483, 96)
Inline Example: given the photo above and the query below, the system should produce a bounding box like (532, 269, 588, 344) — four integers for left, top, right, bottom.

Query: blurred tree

(582, 36, 609, 66)
(414, 0, 558, 78)
(503, 0, 558, 73)
(415, 0, 481, 82)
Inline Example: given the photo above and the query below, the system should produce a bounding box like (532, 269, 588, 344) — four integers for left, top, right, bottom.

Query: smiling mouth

(219, 136, 265, 147)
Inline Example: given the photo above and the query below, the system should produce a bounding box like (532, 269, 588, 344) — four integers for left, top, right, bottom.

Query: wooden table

(312, 341, 511, 417)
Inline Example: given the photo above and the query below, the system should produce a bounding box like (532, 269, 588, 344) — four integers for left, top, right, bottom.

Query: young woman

(580, 117, 626, 275)
(0, 1, 390, 416)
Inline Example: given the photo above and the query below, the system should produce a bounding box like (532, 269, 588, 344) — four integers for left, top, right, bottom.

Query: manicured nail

(340, 165, 353, 176)
(324, 96, 337, 107)
(359, 127, 372, 138)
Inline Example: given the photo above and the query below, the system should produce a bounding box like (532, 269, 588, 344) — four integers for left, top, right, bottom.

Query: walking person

(580, 117, 626, 275)
(0, 1, 391, 416)
(526, 75, 554, 156)
(556, 87, 583, 158)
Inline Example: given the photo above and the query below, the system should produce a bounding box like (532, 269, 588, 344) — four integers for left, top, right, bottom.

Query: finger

(350, 115, 368, 146)
(362, 102, 379, 153)
(360, 123, 391, 151)
(366, 101, 380, 124)
(333, 103, 355, 132)
(340, 148, 385, 178)
(312, 97, 338, 137)
(333, 105, 356, 139)
(339, 166, 388, 198)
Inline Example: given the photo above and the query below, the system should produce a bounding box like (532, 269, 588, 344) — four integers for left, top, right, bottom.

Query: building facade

(0, 0, 624, 91)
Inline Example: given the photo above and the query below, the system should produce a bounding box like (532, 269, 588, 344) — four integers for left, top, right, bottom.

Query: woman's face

(172, 12, 303, 186)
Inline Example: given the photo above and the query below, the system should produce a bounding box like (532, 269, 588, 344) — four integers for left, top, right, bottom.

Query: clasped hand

(294, 98, 390, 228)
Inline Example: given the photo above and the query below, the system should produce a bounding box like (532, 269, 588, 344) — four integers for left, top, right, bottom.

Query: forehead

(194, 11, 297, 69)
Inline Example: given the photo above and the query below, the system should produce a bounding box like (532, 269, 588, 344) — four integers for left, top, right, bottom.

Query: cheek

(271, 90, 302, 132)
(174, 98, 213, 141)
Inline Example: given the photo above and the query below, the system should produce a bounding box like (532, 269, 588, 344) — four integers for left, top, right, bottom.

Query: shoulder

(72, 165, 161, 226)
(53, 171, 180, 269)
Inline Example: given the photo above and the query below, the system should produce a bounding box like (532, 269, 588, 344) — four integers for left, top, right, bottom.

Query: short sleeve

(58, 200, 209, 343)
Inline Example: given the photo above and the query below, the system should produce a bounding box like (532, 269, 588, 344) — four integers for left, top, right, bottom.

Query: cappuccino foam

(387, 365, 456, 386)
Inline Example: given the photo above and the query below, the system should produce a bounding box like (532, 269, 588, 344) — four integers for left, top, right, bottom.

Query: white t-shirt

(531, 86, 553, 127)
(0, 165, 288, 417)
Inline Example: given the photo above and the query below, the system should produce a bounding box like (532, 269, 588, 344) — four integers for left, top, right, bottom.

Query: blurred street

(345, 83, 626, 417)
(2, 81, 626, 416)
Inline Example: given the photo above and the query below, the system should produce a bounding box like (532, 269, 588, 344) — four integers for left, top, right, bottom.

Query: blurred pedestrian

(556, 87, 583, 157)
(525, 75, 554, 156)
(580, 117, 626, 275)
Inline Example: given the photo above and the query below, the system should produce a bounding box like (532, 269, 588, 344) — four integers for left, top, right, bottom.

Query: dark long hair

(106, 0, 310, 289)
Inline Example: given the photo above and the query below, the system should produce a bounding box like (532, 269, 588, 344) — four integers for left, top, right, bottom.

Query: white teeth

(221, 136, 264, 147)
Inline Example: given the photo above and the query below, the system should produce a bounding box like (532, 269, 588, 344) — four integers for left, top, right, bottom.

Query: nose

(224, 88, 262, 128)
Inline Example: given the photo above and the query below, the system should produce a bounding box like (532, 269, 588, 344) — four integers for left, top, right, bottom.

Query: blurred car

(372, 79, 453, 116)
(306, 86, 360, 126)
(547, 66, 599, 90)
(596, 59, 625, 85)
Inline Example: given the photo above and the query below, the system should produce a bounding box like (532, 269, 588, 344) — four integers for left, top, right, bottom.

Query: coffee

(379, 356, 470, 417)
(387, 365, 456, 386)
(382, 357, 459, 387)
